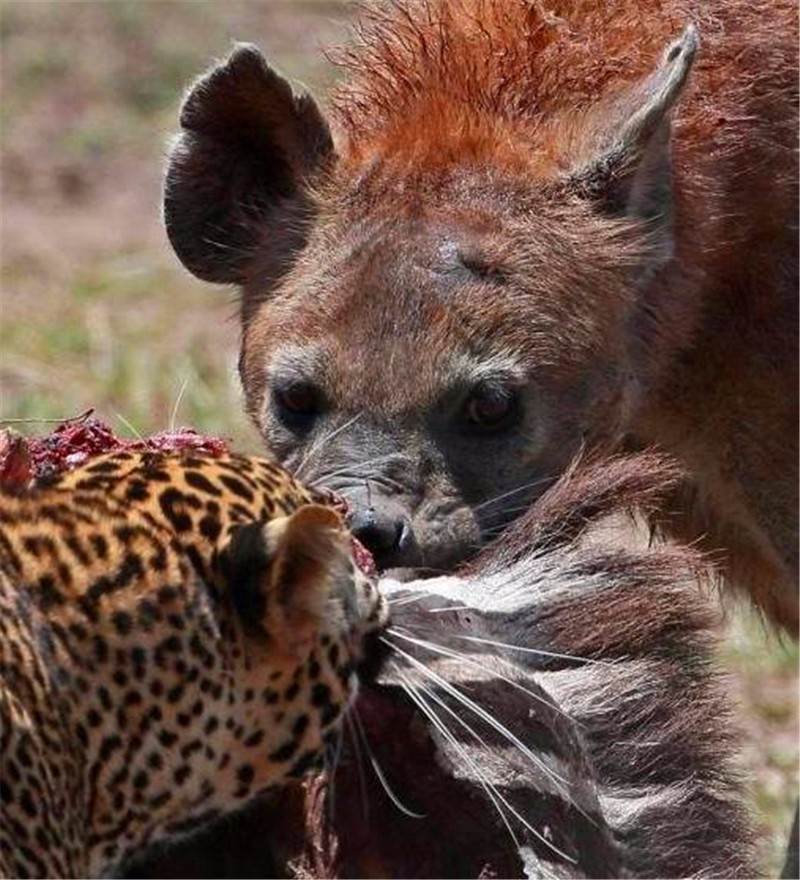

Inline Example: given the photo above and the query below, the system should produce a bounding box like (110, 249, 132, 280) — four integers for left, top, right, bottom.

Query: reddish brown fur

(313, 0, 798, 629)
(165, 0, 797, 632)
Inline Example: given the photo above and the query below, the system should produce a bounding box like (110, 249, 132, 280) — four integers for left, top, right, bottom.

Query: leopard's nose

(349, 505, 417, 571)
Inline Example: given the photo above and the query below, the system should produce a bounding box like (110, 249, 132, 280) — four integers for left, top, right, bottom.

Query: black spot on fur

(237, 764, 255, 785)
(158, 731, 178, 748)
(269, 740, 299, 763)
(243, 730, 264, 748)
(99, 735, 122, 762)
(183, 470, 223, 497)
(89, 533, 109, 559)
(218, 475, 255, 502)
(157, 585, 178, 604)
(199, 516, 223, 542)
(158, 487, 193, 532)
(112, 610, 133, 635)
(311, 682, 332, 709)
(125, 480, 150, 502)
(19, 790, 36, 818)
(219, 522, 271, 632)
(133, 771, 149, 790)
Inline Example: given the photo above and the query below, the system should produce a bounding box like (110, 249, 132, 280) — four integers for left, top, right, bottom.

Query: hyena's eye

(463, 383, 520, 432)
(273, 382, 324, 431)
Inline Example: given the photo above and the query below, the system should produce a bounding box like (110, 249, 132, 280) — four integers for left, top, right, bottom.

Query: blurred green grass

(721, 606, 799, 875)
(1, 0, 352, 446)
(1, 2, 796, 875)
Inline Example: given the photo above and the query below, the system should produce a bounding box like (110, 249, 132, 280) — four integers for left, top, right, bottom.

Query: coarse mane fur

(330, 0, 796, 177)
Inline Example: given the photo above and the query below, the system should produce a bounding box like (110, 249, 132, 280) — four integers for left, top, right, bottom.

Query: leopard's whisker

(409, 674, 576, 870)
(386, 626, 572, 720)
(389, 627, 605, 830)
(393, 669, 521, 851)
(385, 591, 448, 607)
(351, 704, 425, 819)
(448, 633, 618, 667)
(386, 639, 573, 793)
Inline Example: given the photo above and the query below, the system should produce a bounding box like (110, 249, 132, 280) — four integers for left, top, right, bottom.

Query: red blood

(0, 415, 229, 489)
(141, 428, 229, 457)
(0, 415, 374, 576)
(0, 431, 33, 490)
(0, 416, 377, 574)
(310, 486, 376, 575)
(351, 537, 377, 576)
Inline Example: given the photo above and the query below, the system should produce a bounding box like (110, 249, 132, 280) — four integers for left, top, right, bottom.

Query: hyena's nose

(349, 505, 416, 571)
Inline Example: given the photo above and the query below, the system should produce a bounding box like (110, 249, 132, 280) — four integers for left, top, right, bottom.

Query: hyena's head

(164, 17, 697, 573)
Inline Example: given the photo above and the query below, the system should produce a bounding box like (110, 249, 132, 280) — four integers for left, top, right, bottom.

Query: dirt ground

(1, 2, 797, 875)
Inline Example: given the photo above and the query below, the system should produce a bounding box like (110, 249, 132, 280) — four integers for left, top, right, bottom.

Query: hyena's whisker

(294, 411, 365, 480)
(308, 455, 400, 487)
(394, 670, 521, 851)
(387, 626, 572, 719)
(448, 633, 618, 667)
(387, 639, 572, 792)
(472, 475, 555, 513)
(310, 462, 393, 486)
(336, 473, 406, 497)
(409, 673, 577, 868)
(482, 501, 536, 521)
(351, 705, 426, 819)
(480, 503, 539, 534)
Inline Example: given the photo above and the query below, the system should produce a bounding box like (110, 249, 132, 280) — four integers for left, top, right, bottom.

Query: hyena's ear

(567, 25, 699, 261)
(222, 505, 349, 660)
(164, 43, 334, 286)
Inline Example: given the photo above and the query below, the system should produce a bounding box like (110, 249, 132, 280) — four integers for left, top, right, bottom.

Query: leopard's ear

(164, 43, 335, 287)
(222, 506, 349, 659)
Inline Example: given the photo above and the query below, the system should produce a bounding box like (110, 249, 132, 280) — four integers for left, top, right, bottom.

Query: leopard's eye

(463, 383, 519, 432)
(273, 383, 323, 431)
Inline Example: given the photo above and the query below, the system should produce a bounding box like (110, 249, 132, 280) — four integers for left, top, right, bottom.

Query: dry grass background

(1, 1, 796, 875)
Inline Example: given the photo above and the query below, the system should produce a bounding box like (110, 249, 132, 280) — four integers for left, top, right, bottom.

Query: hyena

(164, 0, 798, 634)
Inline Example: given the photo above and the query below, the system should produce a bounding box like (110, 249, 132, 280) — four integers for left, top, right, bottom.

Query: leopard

(0, 449, 387, 879)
